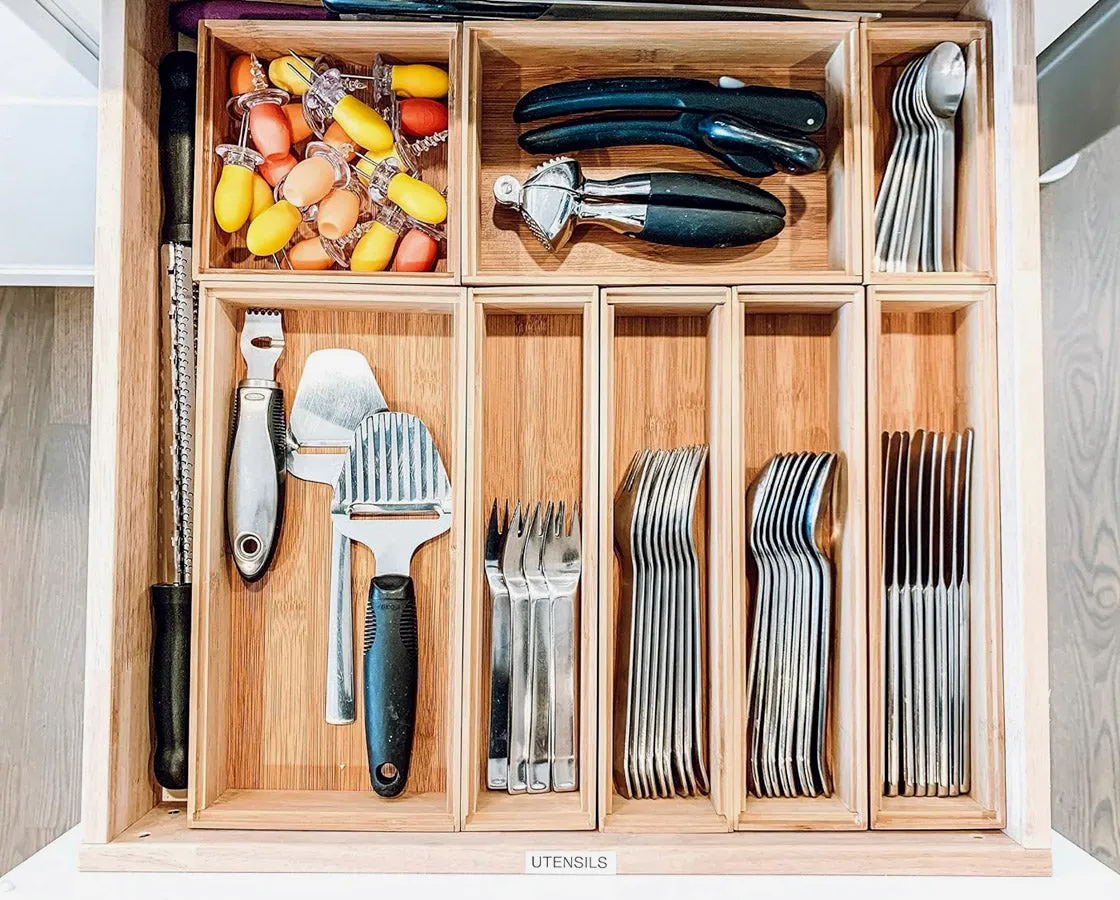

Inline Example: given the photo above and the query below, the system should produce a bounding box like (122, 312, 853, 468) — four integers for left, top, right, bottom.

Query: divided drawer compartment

(462, 287, 599, 830)
(733, 287, 867, 830)
(860, 22, 996, 283)
(189, 284, 466, 831)
(194, 21, 461, 281)
(867, 286, 1004, 829)
(464, 22, 862, 285)
(598, 289, 733, 831)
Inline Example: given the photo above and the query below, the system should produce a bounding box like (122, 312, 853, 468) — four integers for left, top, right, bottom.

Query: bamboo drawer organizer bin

(84, 0, 1052, 875)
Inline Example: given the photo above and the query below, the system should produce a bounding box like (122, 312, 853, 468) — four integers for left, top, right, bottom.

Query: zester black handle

(363, 574, 419, 798)
(159, 51, 197, 245)
(645, 172, 786, 217)
(518, 115, 775, 178)
(151, 583, 191, 791)
(513, 77, 827, 135)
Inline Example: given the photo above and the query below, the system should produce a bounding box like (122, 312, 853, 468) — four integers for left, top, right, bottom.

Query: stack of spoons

(873, 42, 966, 273)
(745, 452, 839, 799)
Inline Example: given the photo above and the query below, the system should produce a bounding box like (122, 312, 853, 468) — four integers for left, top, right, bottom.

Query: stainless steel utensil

(613, 445, 709, 799)
(485, 501, 512, 790)
(226, 309, 286, 582)
(745, 450, 837, 798)
(874, 43, 964, 273)
(881, 428, 973, 796)
(332, 411, 452, 798)
(543, 502, 581, 793)
(501, 502, 531, 794)
(524, 502, 553, 794)
(286, 348, 388, 725)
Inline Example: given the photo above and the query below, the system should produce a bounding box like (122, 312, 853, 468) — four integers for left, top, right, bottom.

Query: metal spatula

(286, 349, 387, 726)
(333, 411, 452, 798)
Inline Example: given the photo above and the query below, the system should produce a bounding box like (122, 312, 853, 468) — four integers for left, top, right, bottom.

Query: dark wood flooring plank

(0, 286, 91, 875)
(1041, 124, 1120, 874)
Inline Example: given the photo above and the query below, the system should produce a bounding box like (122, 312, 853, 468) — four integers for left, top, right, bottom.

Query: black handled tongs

(514, 77, 827, 177)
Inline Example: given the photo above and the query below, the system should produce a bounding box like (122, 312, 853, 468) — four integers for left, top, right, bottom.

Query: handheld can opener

(493, 156, 786, 252)
(227, 309, 287, 582)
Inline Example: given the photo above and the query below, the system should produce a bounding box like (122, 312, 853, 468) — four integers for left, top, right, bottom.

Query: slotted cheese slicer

(333, 410, 452, 798)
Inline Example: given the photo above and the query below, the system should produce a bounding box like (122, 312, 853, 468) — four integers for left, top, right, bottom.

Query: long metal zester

(150, 50, 197, 792)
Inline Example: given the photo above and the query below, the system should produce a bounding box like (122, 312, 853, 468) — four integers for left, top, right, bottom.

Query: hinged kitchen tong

(514, 77, 827, 177)
(494, 156, 785, 251)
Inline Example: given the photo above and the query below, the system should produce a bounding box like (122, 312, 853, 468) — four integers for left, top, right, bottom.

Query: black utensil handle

(159, 51, 197, 245)
(151, 583, 191, 791)
(645, 172, 787, 218)
(699, 115, 825, 175)
(513, 77, 827, 135)
(518, 117, 775, 179)
(363, 574, 419, 798)
(639, 205, 785, 249)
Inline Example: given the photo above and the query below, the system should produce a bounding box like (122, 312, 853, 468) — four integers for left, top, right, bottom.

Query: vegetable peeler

(493, 156, 786, 252)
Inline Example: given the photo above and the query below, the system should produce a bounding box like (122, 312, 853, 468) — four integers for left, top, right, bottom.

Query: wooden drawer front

(81, 0, 1050, 874)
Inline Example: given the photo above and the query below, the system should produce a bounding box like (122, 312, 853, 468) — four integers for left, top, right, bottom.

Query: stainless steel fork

(544, 501, 582, 793)
(485, 501, 512, 790)
(501, 502, 531, 794)
(523, 502, 553, 794)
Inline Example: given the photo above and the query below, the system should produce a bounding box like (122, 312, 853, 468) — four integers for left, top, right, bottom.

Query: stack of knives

(881, 428, 974, 797)
(485, 500, 582, 794)
(745, 451, 838, 799)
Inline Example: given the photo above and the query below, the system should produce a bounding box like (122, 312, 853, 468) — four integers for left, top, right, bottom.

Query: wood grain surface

(461, 290, 599, 831)
(466, 22, 860, 284)
(1042, 124, 1120, 874)
(0, 287, 92, 874)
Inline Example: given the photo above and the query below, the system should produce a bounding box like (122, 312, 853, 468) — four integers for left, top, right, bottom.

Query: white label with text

(524, 851, 617, 875)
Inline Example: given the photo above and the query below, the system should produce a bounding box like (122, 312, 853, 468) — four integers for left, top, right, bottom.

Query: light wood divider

(461, 286, 599, 830)
(463, 22, 862, 286)
(189, 283, 467, 831)
(867, 285, 1005, 829)
(598, 288, 735, 832)
(731, 286, 868, 830)
(194, 22, 461, 283)
(860, 21, 996, 284)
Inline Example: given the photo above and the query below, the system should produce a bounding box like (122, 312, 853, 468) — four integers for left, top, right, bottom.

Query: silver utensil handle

(551, 590, 577, 792)
(486, 577, 511, 789)
(528, 593, 552, 793)
(507, 589, 531, 794)
(325, 522, 355, 725)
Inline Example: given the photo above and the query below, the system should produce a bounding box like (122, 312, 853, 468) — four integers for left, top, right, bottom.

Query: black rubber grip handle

(645, 172, 787, 218)
(151, 583, 191, 791)
(639, 204, 785, 248)
(514, 77, 827, 135)
(518, 115, 775, 178)
(159, 51, 197, 245)
(363, 574, 419, 798)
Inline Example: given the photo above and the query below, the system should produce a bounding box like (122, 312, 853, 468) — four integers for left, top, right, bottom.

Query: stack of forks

(613, 446, 709, 799)
(881, 429, 974, 797)
(745, 452, 839, 799)
(484, 500, 581, 794)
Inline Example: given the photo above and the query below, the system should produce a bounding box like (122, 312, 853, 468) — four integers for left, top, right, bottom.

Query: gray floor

(1042, 125, 1120, 873)
(0, 287, 91, 875)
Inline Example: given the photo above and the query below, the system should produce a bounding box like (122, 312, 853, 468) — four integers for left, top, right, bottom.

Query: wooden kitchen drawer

(463, 21, 862, 286)
(189, 283, 466, 831)
(194, 21, 461, 282)
(82, 0, 1051, 875)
